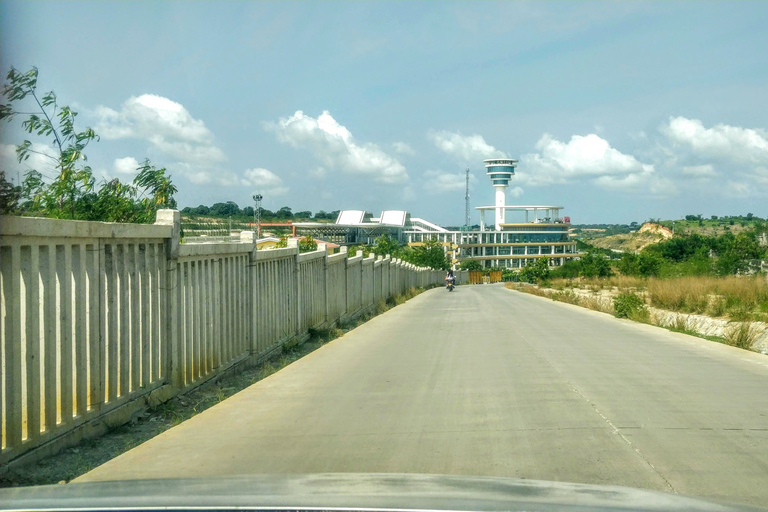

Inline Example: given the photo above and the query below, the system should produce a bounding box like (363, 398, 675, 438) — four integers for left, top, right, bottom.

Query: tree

(242, 206, 254, 217)
(275, 206, 293, 219)
(616, 253, 640, 276)
(210, 201, 240, 217)
(294, 210, 312, 219)
(578, 252, 612, 278)
(519, 257, 550, 283)
(373, 234, 400, 257)
(1, 66, 176, 222)
(637, 251, 664, 277)
(299, 235, 317, 253)
(459, 259, 483, 271)
(0, 170, 21, 214)
(401, 238, 449, 270)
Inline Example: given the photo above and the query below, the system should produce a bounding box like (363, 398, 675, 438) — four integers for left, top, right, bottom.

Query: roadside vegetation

(1, 67, 176, 222)
(503, 221, 768, 353)
(0, 285, 433, 488)
(347, 235, 450, 271)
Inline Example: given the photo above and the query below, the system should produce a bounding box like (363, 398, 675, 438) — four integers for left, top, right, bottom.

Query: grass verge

(0, 286, 432, 488)
(506, 282, 763, 352)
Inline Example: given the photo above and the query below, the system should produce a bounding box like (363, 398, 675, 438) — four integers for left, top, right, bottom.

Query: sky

(1, 0, 767, 225)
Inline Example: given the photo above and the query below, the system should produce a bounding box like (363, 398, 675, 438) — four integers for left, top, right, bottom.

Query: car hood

(0, 473, 764, 512)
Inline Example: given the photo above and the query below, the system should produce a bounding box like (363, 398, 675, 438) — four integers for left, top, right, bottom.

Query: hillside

(586, 223, 670, 253)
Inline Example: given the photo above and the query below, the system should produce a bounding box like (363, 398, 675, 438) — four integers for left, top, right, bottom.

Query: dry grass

(723, 322, 759, 350)
(646, 276, 768, 320)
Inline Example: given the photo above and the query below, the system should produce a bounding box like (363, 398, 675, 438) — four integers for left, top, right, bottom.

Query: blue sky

(1, 1, 767, 224)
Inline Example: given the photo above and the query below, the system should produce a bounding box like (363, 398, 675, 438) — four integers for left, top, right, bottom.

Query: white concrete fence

(0, 210, 467, 466)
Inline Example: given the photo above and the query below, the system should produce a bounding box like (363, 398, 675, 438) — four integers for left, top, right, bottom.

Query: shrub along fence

(0, 210, 465, 467)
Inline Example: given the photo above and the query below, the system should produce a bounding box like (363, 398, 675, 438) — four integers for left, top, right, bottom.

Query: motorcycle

(445, 276, 455, 292)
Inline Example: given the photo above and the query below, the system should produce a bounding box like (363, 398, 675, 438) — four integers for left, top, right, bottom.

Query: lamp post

(253, 194, 263, 238)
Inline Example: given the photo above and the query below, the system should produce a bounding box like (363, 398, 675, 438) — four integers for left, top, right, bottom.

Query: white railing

(0, 210, 466, 465)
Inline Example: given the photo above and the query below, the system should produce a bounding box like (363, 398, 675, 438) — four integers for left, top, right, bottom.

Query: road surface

(79, 284, 768, 507)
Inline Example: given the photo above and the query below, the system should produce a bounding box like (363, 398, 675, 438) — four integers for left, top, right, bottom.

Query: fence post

(155, 209, 182, 388)
(288, 239, 300, 339)
(318, 243, 329, 327)
(241, 231, 258, 355)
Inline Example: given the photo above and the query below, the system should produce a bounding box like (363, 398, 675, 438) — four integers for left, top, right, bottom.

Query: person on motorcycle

(445, 269, 456, 290)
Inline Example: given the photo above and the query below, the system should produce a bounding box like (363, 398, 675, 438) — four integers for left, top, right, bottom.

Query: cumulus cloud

(431, 131, 507, 161)
(660, 116, 768, 165)
(681, 164, 716, 178)
(520, 133, 650, 184)
(508, 186, 524, 198)
(113, 156, 140, 175)
(266, 110, 408, 184)
(0, 142, 59, 179)
(95, 94, 226, 183)
(392, 141, 415, 155)
(423, 170, 476, 193)
(517, 132, 675, 194)
(241, 167, 288, 195)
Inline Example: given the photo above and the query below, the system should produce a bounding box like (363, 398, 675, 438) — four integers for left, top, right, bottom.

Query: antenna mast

(464, 167, 470, 228)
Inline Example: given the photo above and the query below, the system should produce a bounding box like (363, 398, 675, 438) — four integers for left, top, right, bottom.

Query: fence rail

(0, 211, 466, 465)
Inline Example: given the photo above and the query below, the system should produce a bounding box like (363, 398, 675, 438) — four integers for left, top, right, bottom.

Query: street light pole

(253, 194, 263, 238)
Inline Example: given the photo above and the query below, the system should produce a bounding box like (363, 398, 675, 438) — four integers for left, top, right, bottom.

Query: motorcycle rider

(445, 269, 456, 290)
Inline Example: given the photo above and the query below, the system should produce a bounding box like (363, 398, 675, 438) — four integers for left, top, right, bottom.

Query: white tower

(484, 158, 518, 230)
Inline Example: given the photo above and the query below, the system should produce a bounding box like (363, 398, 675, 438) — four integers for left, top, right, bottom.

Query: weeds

(613, 293, 647, 319)
(723, 322, 759, 350)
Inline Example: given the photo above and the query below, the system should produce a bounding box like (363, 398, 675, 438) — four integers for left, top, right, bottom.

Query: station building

(294, 157, 581, 270)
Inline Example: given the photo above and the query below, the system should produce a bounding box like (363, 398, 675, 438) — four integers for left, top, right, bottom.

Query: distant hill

(586, 223, 670, 253)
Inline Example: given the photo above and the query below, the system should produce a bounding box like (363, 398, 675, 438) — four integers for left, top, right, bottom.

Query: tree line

(348, 235, 450, 271)
(181, 202, 340, 221)
(504, 225, 768, 284)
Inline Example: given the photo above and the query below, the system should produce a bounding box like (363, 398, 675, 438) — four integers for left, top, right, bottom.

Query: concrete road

(79, 285, 768, 507)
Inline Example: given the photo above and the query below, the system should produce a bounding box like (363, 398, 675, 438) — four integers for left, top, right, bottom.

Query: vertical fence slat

(129, 244, 140, 394)
(58, 244, 74, 425)
(90, 243, 102, 413)
(43, 245, 58, 432)
(194, 260, 202, 379)
(184, 262, 192, 385)
(73, 245, 88, 418)
(118, 244, 130, 398)
(22, 245, 41, 441)
(140, 244, 150, 388)
(2, 245, 22, 449)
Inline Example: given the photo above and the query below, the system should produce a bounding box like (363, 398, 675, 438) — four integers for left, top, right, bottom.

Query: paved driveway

(78, 285, 768, 507)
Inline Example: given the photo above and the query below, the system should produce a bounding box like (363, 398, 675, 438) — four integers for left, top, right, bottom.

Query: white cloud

(423, 170, 477, 193)
(518, 132, 677, 195)
(508, 186, 524, 198)
(660, 116, 768, 165)
(392, 141, 415, 155)
(113, 156, 140, 175)
(266, 110, 408, 184)
(95, 94, 226, 184)
(241, 167, 289, 195)
(725, 181, 752, 198)
(681, 164, 716, 178)
(520, 133, 651, 185)
(311, 167, 327, 179)
(431, 131, 507, 162)
(0, 142, 59, 180)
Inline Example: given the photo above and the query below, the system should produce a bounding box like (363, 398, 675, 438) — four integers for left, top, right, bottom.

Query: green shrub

(614, 292, 647, 319)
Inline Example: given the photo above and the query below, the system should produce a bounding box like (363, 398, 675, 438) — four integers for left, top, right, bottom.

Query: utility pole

(253, 194, 263, 238)
(464, 167, 471, 229)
